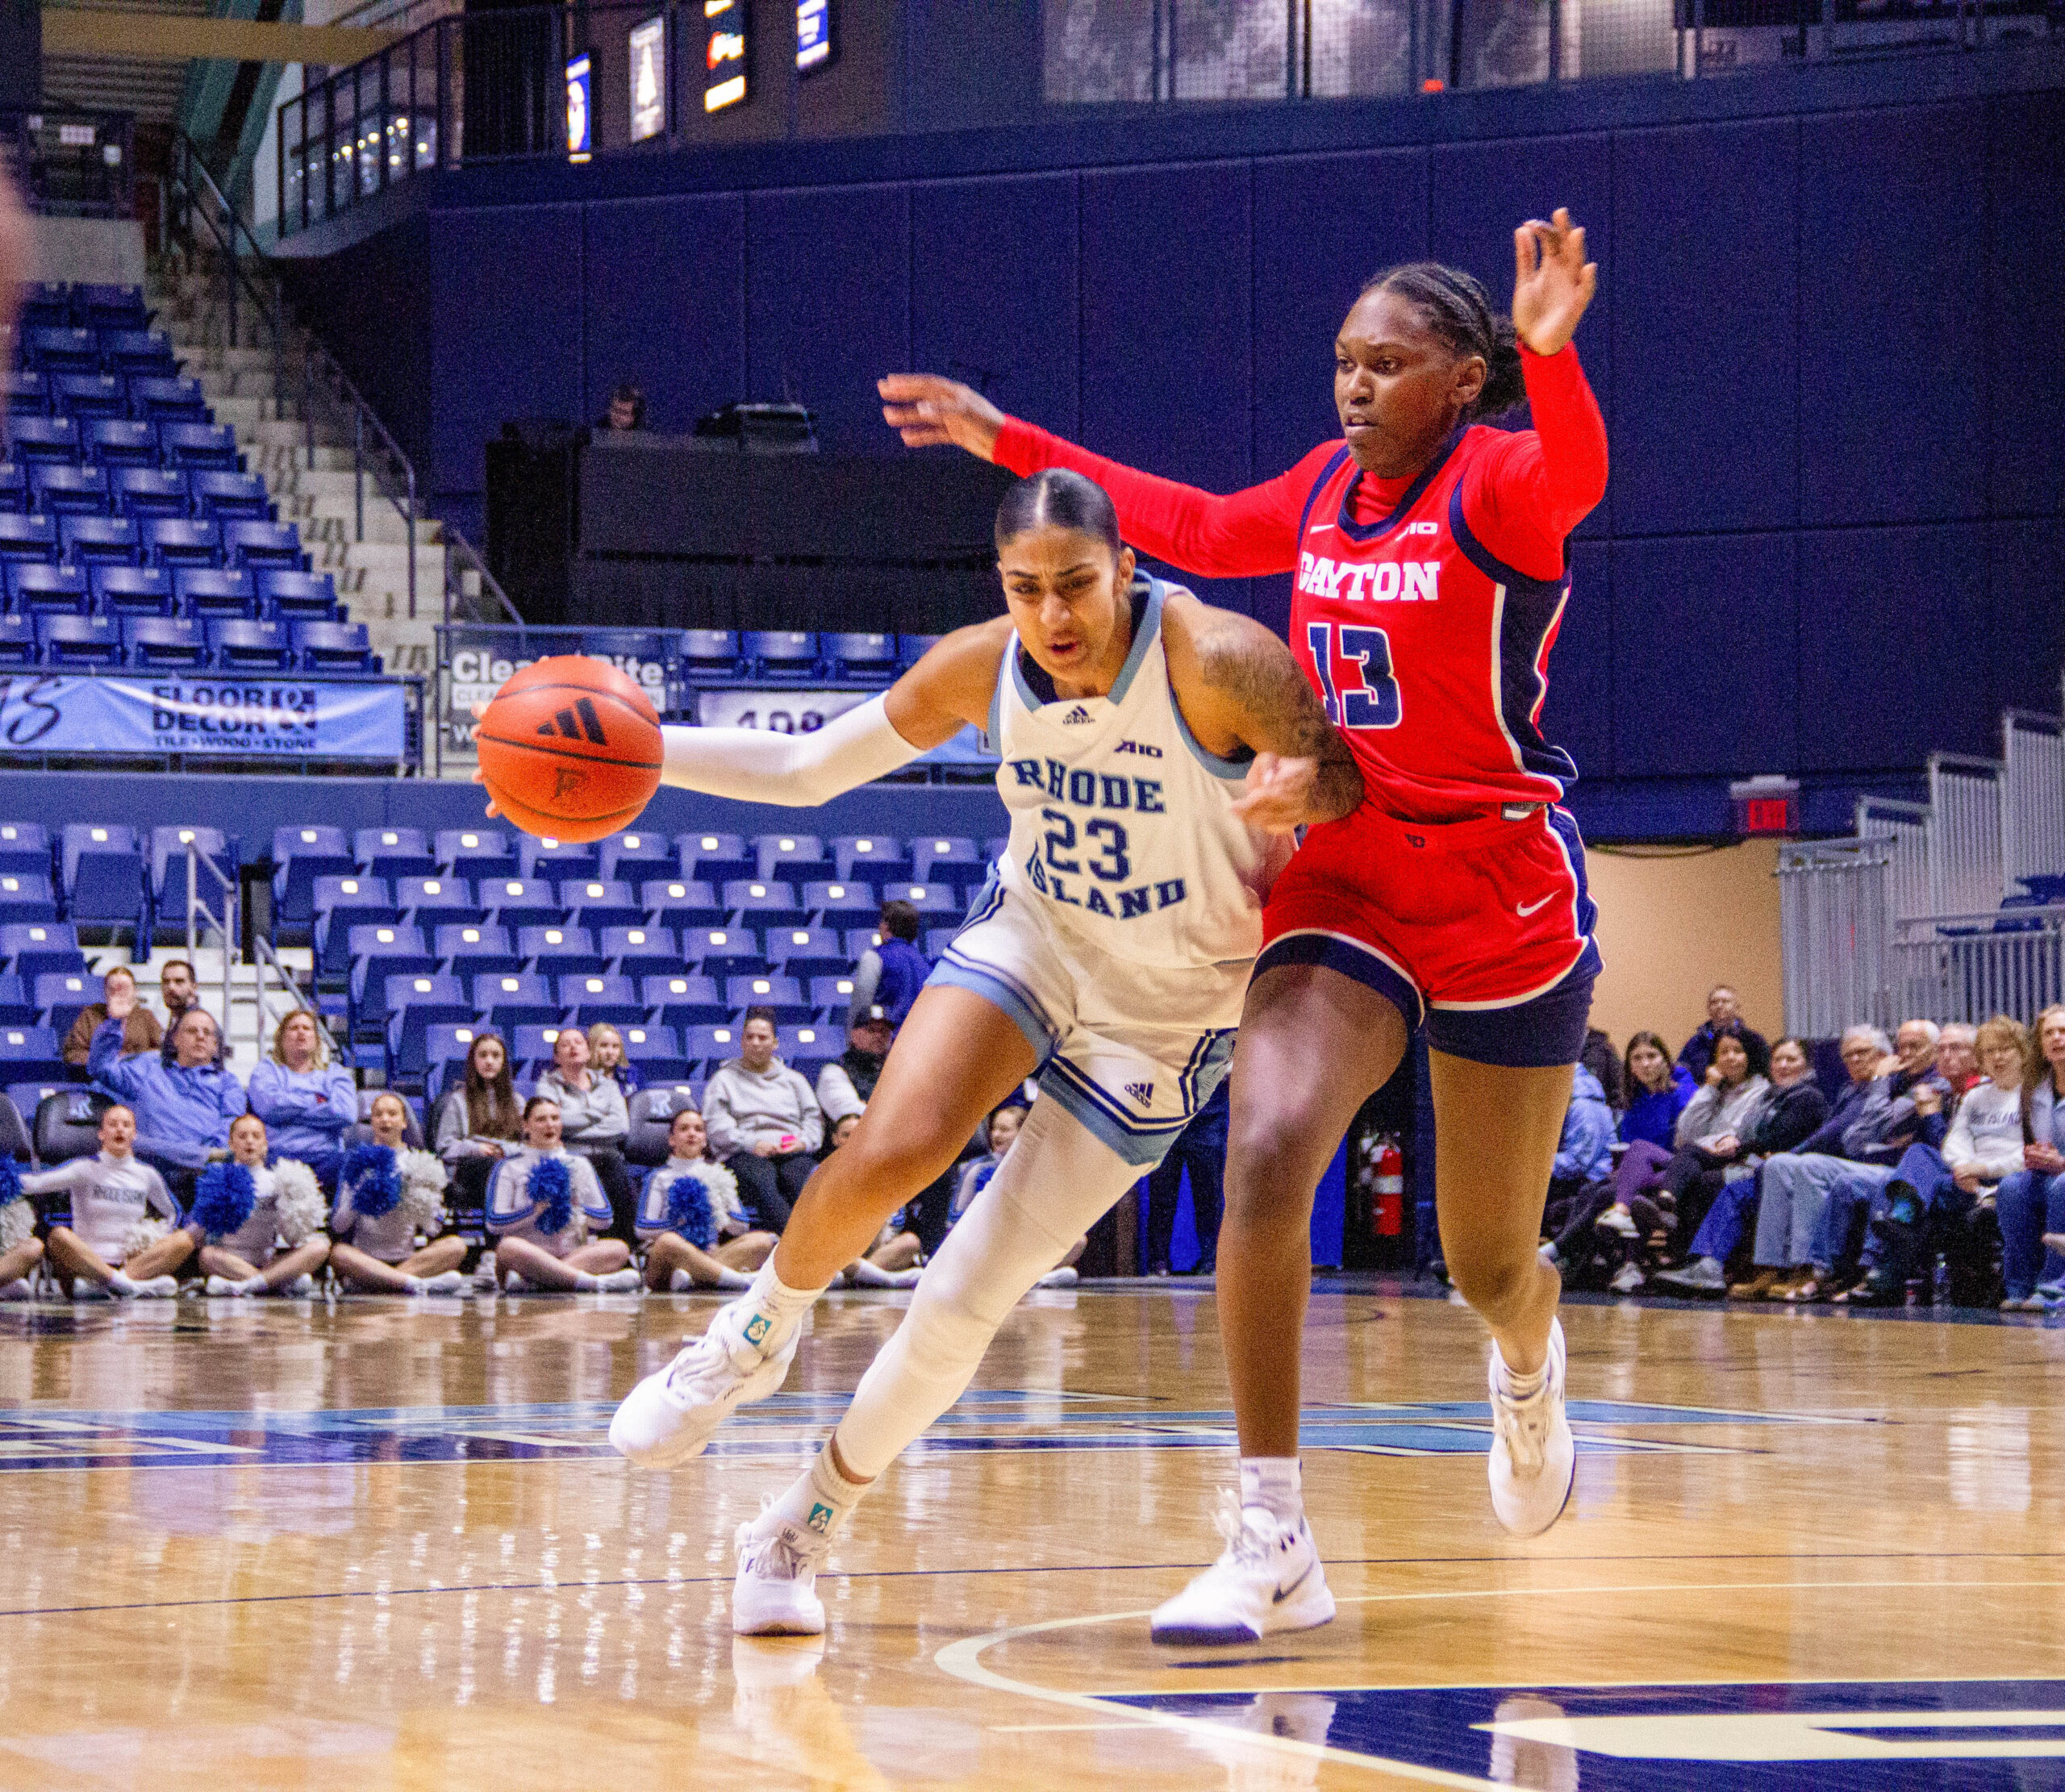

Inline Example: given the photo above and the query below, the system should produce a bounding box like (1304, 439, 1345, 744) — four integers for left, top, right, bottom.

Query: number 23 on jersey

(1305, 622, 1401, 730)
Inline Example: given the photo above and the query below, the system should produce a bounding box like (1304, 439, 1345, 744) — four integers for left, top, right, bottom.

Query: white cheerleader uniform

(22, 1153, 177, 1264)
(486, 1148, 611, 1258)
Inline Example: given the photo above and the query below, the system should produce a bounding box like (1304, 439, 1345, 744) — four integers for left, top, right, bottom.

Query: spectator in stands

(247, 1008, 357, 1187)
(1933, 1022, 1981, 1097)
(1581, 1027, 1625, 1111)
(1749, 1019, 1944, 1302)
(1838, 1014, 2032, 1306)
(600, 381, 646, 433)
(1537, 1065, 1627, 1286)
(1677, 987, 1770, 1083)
(62, 965, 162, 1067)
(158, 959, 198, 1030)
(1654, 1036, 1828, 1294)
(703, 1007, 823, 1230)
(0, 171, 24, 352)
(951, 1098, 1079, 1286)
(25, 1102, 192, 1298)
(1621, 1031, 1694, 1150)
(191, 1112, 331, 1297)
(586, 1022, 642, 1096)
(849, 900, 932, 1030)
(816, 1006, 893, 1131)
(636, 1105, 775, 1291)
(329, 1091, 467, 1294)
(90, 990, 247, 1173)
(433, 1031, 525, 1213)
(1997, 1003, 2065, 1311)
(1145, 1079, 1229, 1276)
(486, 1095, 641, 1292)
(535, 1026, 639, 1243)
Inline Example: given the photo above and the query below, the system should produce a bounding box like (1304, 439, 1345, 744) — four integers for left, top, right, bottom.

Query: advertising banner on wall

(695, 687, 993, 765)
(441, 628, 674, 756)
(628, 16, 666, 140)
(0, 671, 409, 760)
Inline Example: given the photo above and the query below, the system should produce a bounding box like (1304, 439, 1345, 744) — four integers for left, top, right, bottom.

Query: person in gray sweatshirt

(701, 1006, 824, 1230)
(533, 1027, 639, 1242)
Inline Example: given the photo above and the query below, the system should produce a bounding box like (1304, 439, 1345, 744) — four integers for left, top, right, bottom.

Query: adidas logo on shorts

(1062, 705, 1095, 724)
(1124, 1080, 1154, 1104)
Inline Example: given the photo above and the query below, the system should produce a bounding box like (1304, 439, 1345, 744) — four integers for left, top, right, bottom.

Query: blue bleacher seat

(52, 373, 128, 422)
(686, 927, 766, 979)
(677, 628, 742, 678)
(616, 1023, 688, 1084)
(434, 922, 521, 975)
(5, 1082, 67, 1129)
(598, 923, 678, 978)
(28, 464, 109, 517)
(881, 881, 959, 919)
(516, 836, 602, 883)
(0, 617, 31, 664)
(640, 877, 723, 929)
(829, 836, 912, 882)
(312, 876, 400, 973)
(58, 515, 139, 567)
(127, 377, 210, 424)
(273, 825, 357, 927)
(6, 372, 48, 415)
(516, 923, 605, 978)
(123, 615, 206, 668)
(436, 827, 515, 883)
(223, 519, 306, 570)
(561, 877, 642, 931)
(510, 1024, 569, 1072)
(346, 924, 435, 1023)
(825, 631, 898, 682)
(782, 1022, 840, 1074)
(256, 569, 339, 620)
(726, 973, 810, 1023)
(485, 879, 561, 931)
(354, 827, 434, 881)
(911, 836, 983, 885)
(0, 514, 59, 567)
(397, 875, 484, 925)
(473, 971, 559, 1033)
(984, 836, 1008, 861)
(924, 927, 958, 958)
(841, 925, 885, 961)
(754, 831, 824, 880)
(93, 565, 173, 616)
(39, 612, 121, 666)
(643, 973, 727, 1029)
(807, 973, 860, 1015)
(294, 619, 376, 671)
(0, 921, 83, 975)
(766, 926, 847, 983)
(723, 878, 804, 927)
(4, 417, 80, 466)
(683, 1022, 743, 1068)
(100, 330, 177, 379)
(0, 461, 26, 513)
(19, 284, 71, 329)
(159, 423, 240, 470)
(9, 564, 90, 615)
(0, 973, 34, 1026)
(0, 825, 49, 877)
(802, 880, 879, 927)
(742, 630, 820, 680)
(190, 471, 273, 522)
(208, 618, 294, 671)
(174, 566, 257, 619)
(60, 823, 146, 935)
(597, 829, 673, 883)
(82, 419, 160, 469)
(559, 973, 643, 1025)
(77, 285, 149, 330)
(24, 327, 99, 374)
(896, 633, 941, 670)
(0, 1026, 65, 1088)
(147, 826, 233, 919)
(384, 973, 474, 1083)
(112, 466, 190, 520)
(678, 831, 753, 885)
(422, 1023, 486, 1097)
(144, 516, 220, 569)
(33, 971, 95, 1036)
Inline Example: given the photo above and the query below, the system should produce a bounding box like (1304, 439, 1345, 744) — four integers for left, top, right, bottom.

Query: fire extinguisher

(1374, 1136, 1404, 1237)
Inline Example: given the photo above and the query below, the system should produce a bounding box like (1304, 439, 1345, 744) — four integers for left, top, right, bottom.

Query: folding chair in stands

(561, 878, 643, 933)
(174, 567, 257, 620)
(782, 1023, 839, 1081)
(0, 921, 86, 976)
(435, 923, 522, 977)
(420, 1028, 484, 1104)
(766, 926, 847, 984)
(754, 831, 824, 881)
(830, 836, 913, 884)
(344, 924, 434, 1036)
(77, 285, 151, 332)
(897, 633, 941, 671)
(354, 828, 436, 882)
(0, 617, 34, 665)
(677, 831, 753, 886)
(23, 327, 99, 375)
(724, 973, 811, 1025)
(436, 829, 516, 885)
(100, 331, 177, 380)
(60, 825, 147, 942)
(223, 521, 308, 572)
(597, 830, 673, 885)
(841, 926, 885, 962)
(558, 973, 643, 1027)
(33, 971, 95, 1038)
(0, 461, 27, 513)
(38, 613, 121, 667)
(473, 972, 559, 1035)
(510, 1025, 568, 1079)
(6, 1083, 67, 1132)
(911, 836, 984, 889)
(19, 285, 72, 331)
(294, 620, 377, 672)
(0, 513, 60, 567)
(640, 878, 724, 931)
(802, 881, 879, 929)
(642, 973, 728, 1031)
(517, 924, 606, 979)
(880, 881, 960, 923)
(272, 826, 356, 928)
(599, 925, 679, 980)
(95, 566, 174, 618)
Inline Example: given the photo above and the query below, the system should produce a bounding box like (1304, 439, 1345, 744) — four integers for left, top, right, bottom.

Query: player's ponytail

(1363, 261, 1526, 422)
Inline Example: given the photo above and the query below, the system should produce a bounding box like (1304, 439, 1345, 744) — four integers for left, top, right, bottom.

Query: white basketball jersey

(987, 577, 1287, 972)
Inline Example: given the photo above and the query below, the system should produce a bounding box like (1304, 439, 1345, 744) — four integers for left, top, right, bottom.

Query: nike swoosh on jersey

(1516, 894, 1557, 917)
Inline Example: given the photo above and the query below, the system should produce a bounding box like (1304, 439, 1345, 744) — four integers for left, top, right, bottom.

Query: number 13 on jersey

(1305, 622, 1401, 729)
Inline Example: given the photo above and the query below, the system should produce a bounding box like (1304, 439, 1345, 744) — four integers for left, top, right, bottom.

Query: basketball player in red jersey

(883, 210, 1606, 1643)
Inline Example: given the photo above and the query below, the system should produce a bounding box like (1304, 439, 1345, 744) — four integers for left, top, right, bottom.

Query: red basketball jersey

(1291, 426, 1577, 823)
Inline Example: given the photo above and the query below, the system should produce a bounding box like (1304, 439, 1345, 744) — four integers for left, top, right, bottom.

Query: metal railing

(2004, 711, 2065, 895)
(1777, 837, 1894, 1036)
(1889, 902, 2065, 1024)
(184, 838, 240, 1036)
(1926, 753, 2006, 912)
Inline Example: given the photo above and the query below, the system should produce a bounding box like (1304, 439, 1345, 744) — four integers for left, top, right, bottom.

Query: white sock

(106, 1269, 139, 1296)
(1493, 1343, 1546, 1399)
(669, 1267, 697, 1292)
(419, 1270, 465, 1294)
(739, 1259, 824, 1354)
(1239, 1457, 1304, 1527)
(767, 1440, 872, 1545)
(595, 1268, 643, 1293)
(715, 1266, 752, 1290)
(240, 1274, 269, 1296)
(132, 1276, 179, 1298)
(573, 1270, 600, 1290)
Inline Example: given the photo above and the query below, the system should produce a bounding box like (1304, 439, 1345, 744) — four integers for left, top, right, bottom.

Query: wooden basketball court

(2, 1283, 2061, 1790)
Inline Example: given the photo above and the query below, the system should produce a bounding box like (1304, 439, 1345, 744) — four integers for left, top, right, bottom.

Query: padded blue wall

(290, 59, 2065, 830)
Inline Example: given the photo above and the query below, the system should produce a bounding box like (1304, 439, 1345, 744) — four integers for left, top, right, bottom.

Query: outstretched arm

(1161, 594, 1362, 832)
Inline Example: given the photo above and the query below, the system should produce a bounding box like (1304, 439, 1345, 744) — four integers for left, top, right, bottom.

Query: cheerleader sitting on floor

(486, 1096, 644, 1293)
(636, 1105, 778, 1291)
(330, 1091, 469, 1294)
(191, 1112, 332, 1297)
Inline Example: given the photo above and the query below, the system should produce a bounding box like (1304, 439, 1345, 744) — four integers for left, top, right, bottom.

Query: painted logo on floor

(0, 1394, 1858, 1473)
(1105, 1681, 2065, 1789)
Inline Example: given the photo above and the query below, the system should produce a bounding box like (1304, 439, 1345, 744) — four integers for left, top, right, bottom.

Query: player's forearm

(1512, 345, 1608, 537)
(1305, 748, 1365, 826)
(661, 696, 921, 806)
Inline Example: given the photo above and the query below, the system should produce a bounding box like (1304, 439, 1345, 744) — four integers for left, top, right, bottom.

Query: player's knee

(1223, 1106, 1329, 1219)
(1450, 1248, 1541, 1322)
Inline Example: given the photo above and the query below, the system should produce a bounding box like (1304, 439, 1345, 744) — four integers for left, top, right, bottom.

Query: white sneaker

(1034, 1266, 1078, 1289)
(502, 1273, 529, 1294)
(1487, 1317, 1575, 1538)
(732, 1510, 830, 1636)
(282, 1273, 316, 1298)
(0, 1278, 31, 1301)
(130, 1275, 180, 1299)
(204, 1275, 247, 1298)
(590, 1268, 645, 1294)
(1149, 1491, 1336, 1646)
(69, 1278, 112, 1301)
(1608, 1261, 1646, 1294)
(415, 1270, 467, 1295)
(609, 1297, 802, 1468)
(1594, 1205, 1637, 1238)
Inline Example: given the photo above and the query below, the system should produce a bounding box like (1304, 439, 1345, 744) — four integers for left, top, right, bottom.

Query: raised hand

(878, 374, 1006, 460)
(1511, 207, 1596, 357)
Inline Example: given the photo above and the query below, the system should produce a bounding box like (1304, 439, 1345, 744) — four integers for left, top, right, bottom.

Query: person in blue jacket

(1620, 1031, 1694, 1149)
(247, 1008, 359, 1188)
(89, 986, 247, 1174)
(848, 898, 933, 1030)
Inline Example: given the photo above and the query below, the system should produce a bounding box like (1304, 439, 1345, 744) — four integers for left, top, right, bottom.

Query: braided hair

(1361, 262, 1526, 422)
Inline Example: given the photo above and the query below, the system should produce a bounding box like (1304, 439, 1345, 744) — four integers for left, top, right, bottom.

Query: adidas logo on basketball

(1061, 705, 1095, 724)
(1124, 1080, 1153, 1104)
(536, 696, 610, 744)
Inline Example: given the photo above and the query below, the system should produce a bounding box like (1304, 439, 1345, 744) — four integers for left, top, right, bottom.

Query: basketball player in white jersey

(606, 469, 1360, 1635)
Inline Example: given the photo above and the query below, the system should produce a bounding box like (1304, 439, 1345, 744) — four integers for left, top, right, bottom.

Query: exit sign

(1729, 775, 1800, 836)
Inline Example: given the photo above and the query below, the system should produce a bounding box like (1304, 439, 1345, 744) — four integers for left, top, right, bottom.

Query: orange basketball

(474, 656, 664, 844)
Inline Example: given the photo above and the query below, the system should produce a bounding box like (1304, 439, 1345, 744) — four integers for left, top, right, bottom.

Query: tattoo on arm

(1195, 622, 1363, 819)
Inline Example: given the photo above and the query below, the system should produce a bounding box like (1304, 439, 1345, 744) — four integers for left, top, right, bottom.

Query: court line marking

(931, 1580, 2065, 1786)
